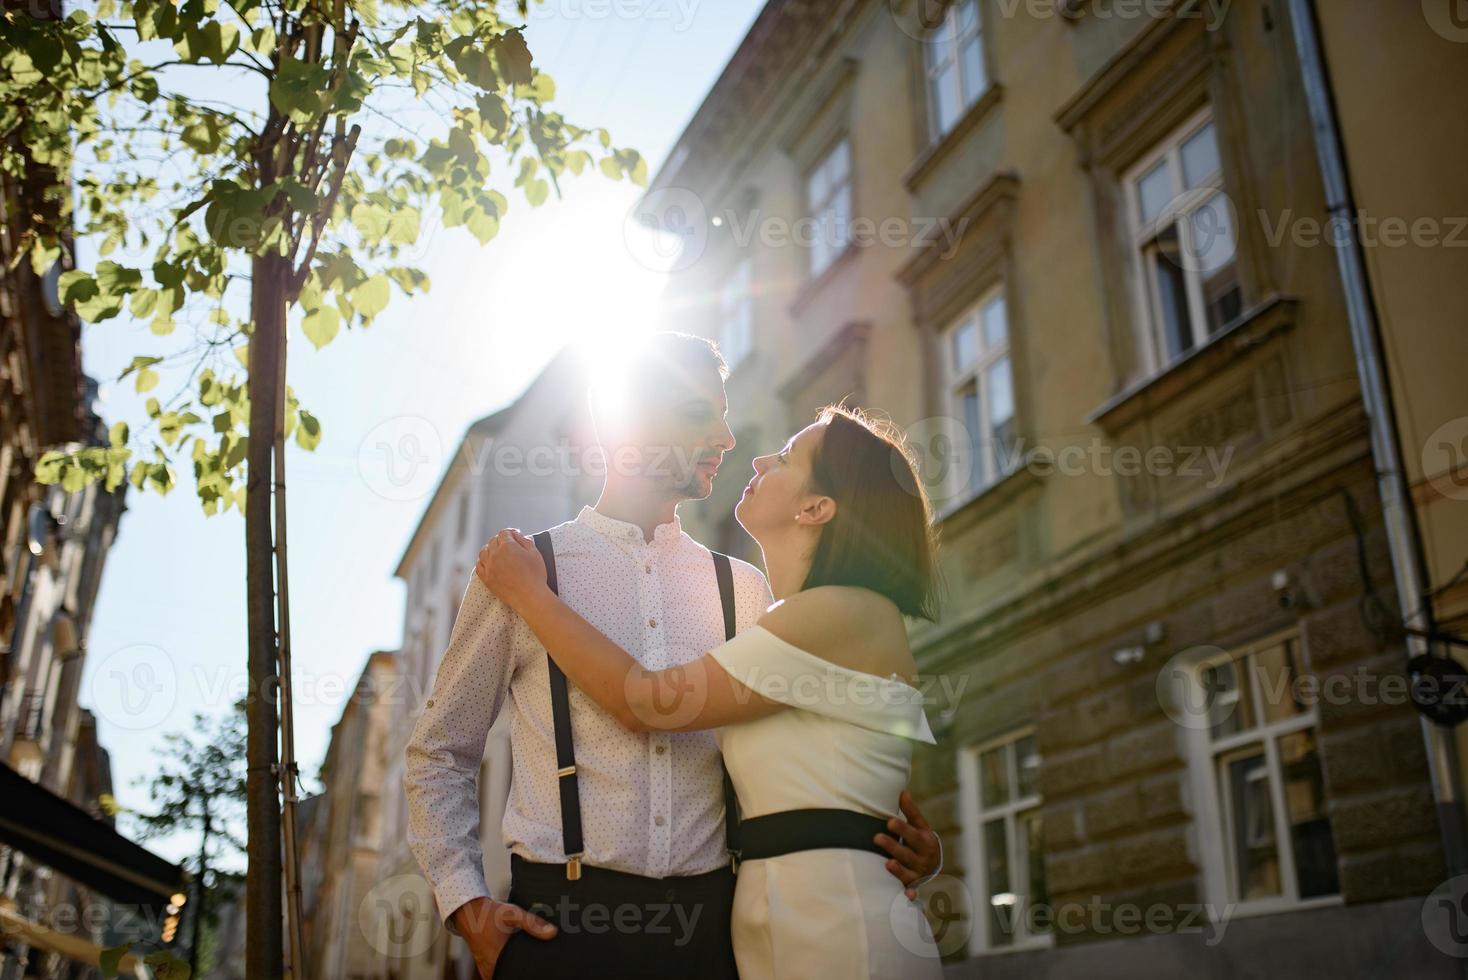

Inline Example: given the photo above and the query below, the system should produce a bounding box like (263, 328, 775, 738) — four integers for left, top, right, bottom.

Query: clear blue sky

(76, 0, 766, 870)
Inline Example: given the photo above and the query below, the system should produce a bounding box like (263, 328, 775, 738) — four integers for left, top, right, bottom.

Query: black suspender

(533, 531, 587, 880)
(533, 530, 742, 881)
(711, 551, 743, 873)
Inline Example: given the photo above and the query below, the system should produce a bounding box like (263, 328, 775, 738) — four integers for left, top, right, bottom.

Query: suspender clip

(729, 850, 741, 875)
(566, 854, 583, 881)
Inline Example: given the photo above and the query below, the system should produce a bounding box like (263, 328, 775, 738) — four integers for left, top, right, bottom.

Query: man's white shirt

(404, 505, 772, 932)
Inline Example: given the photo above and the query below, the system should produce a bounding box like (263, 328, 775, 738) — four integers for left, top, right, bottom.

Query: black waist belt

(734, 808, 892, 863)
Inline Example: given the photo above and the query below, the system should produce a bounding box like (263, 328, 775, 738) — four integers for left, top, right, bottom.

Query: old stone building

(0, 87, 175, 974)
(296, 651, 397, 980)
(658, 0, 1467, 974)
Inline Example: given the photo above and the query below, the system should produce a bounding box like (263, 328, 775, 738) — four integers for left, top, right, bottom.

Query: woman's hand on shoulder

(475, 529, 549, 612)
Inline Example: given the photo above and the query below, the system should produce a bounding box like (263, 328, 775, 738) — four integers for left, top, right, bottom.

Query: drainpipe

(1285, 0, 1468, 931)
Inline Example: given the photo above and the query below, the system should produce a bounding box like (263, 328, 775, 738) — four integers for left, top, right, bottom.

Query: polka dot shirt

(403, 505, 772, 931)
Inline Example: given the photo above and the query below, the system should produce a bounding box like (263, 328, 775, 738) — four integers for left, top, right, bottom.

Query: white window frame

(957, 728, 1052, 955)
(1173, 630, 1343, 919)
(805, 136, 854, 278)
(718, 257, 754, 370)
(940, 285, 1016, 506)
(923, 0, 988, 142)
(1121, 105, 1240, 375)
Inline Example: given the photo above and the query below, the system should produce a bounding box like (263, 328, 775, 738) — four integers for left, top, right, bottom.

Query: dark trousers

(491, 854, 738, 980)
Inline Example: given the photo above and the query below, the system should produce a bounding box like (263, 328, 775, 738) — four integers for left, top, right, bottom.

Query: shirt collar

(576, 505, 684, 550)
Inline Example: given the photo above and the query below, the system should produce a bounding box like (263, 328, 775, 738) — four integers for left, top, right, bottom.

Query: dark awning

(0, 763, 188, 917)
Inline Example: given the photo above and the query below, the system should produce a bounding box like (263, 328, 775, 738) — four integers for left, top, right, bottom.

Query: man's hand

(875, 790, 942, 900)
(452, 896, 557, 979)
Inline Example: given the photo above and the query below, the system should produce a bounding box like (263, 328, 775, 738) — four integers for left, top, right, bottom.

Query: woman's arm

(476, 530, 785, 733)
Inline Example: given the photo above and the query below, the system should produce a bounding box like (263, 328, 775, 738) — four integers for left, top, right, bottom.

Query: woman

(476, 406, 944, 979)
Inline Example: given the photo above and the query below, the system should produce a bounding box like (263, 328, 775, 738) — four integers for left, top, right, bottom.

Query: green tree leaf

(302, 306, 340, 349)
(99, 945, 128, 978)
(490, 29, 533, 88)
(295, 410, 321, 450)
(350, 275, 389, 321)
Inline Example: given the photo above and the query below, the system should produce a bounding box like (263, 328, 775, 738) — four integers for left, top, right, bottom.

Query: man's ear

(799, 495, 837, 527)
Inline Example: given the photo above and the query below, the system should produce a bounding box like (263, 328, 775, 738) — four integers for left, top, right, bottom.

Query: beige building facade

(296, 651, 397, 980)
(658, 1, 1468, 974)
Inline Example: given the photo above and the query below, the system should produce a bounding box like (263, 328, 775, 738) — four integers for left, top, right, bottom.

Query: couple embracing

(405, 332, 947, 979)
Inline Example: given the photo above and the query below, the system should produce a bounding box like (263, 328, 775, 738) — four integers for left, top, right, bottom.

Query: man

(404, 332, 940, 980)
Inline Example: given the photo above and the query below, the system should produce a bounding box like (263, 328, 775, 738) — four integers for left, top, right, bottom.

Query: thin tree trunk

(275, 274, 307, 980)
(189, 805, 211, 978)
(245, 250, 289, 980)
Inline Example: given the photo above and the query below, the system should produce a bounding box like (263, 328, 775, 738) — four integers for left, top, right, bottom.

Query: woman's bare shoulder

(756, 586, 916, 683)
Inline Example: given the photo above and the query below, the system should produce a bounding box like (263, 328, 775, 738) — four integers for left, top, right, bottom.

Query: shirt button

(655, 745, 666, 755)
(648, 618, 657, 628)
(644, 564, 652, 574)
(425, 699, 434, 708)
(655, 815, 666, 826)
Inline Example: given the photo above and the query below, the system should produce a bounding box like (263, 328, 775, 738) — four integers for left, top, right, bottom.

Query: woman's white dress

(707, 624, 944, 980)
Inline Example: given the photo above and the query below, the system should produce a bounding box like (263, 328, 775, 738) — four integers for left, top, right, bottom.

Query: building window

(1123, 108, 1242, 372)
(923, 0, 987, 141)
(959, 730, 1049, 953)
(456, 493, 469, 540)
(805, 136, 853, 278)
(1189, 635, 1340, 908)
(719, 258, 754, 370)
(941, 288, 1016, 501)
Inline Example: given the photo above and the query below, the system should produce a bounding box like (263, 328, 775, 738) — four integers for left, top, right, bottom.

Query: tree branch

(288, 123, 360, 299)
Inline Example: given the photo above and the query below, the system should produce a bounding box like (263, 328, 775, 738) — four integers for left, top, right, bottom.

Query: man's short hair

(588, 332, 729, 423)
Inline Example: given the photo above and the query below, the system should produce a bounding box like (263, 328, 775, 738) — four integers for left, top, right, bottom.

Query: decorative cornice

(774, 56, 860, 160)
(934, 461, 1044, 533)
(1086, 293, 1299, 433)
(901, 83, 1005, 192)
(1054, 2, 1205, 140)
(788, 239, 860, 318)
(895, 170, 1021, 288)
(914, 397, 1374, 669)
(778, 320, 872, 402)
(648, 0, 860, 197)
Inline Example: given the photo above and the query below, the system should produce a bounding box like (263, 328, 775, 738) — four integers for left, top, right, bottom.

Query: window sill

(933, 460, 1042, 532)
(903, 83, 1006, 193)
(1212, 893, 1342, 923)
(1086, 293, 1298, 434)
(968, 934, 1055, 957)
(789, 241, 861, 318)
